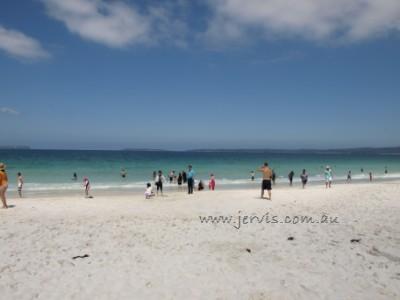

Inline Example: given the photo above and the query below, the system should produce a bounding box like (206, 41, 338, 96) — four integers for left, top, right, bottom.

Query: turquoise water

(1, 150, 399, 192)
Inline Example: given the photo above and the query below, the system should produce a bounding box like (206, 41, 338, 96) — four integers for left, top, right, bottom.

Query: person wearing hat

(324, 166, 333, 188)
(0, 162, 9, 208)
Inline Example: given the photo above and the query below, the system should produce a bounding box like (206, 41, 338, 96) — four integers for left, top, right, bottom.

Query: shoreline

(6, 176, 400, 199)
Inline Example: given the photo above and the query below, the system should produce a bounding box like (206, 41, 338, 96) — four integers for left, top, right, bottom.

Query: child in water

(209, 174, 216, 191)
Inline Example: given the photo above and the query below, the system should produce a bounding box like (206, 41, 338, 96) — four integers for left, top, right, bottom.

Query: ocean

(1, 149, 400, 194)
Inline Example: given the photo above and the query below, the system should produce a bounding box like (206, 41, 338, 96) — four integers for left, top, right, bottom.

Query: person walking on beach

(155, 170, 166, 196)
(209, 173, 216, 190)
(324, 166, 333, 188)
(300, 169, 308, 189)
(250, 171, 255, 181)
(0, 163, 9, 209)
(17, 172, 24, 198)
(83, 177, 92, 198)
(347, 170, 352, 182)
(258, 162, 272, 200)
(288, 171, 294, 186)
(187, 165, 195, 194)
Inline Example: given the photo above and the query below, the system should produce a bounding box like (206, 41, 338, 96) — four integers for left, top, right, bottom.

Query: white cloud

(0, 107, 19, 115)
(0, 26, 49, 60)
(204, 0, 400, 43)
(41, 0, 152, 47)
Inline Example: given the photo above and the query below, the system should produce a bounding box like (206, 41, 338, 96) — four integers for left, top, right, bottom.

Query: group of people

(346, 167, 388, 182)
(146, 165, 215, 199)
(256, 162, 307, 200)
(255, 167, 314, 193)
(0, 160, 391, 205)
(255, 164, 390, 200)
(0, 163, 24, 209)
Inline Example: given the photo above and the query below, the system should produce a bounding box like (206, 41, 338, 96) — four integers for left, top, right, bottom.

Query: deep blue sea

(1, 149, 400, 193)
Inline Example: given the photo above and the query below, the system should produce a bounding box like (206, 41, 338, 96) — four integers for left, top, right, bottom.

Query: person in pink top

(209, 173, 216, 191)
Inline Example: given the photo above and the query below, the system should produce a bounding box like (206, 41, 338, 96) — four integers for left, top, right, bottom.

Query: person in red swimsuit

(209, 173, 216, 191)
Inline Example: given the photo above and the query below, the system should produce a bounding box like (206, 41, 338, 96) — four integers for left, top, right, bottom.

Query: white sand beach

(1, 181, 400, 300)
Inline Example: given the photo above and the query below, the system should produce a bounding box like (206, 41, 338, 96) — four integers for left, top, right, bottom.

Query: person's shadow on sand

(2, 205, 16, 209)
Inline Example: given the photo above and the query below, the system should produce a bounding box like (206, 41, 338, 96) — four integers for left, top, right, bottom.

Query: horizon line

(1, 146, 400, 152)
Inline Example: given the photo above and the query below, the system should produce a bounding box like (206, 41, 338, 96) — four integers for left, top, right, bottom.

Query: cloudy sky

(1, 0, 399, 149)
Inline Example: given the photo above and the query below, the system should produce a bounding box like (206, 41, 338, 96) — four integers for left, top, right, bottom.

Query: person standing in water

(324, 166, 333, 188)
(72, 172, 78, 181)
(17, 172, 24, 198)
(369, 172, 373, 182)
(0, 163, 9, 209)
(172, 170, 177, 183)
(347, 170, 352, 182)
(250, 171, 255, 181)
(300, 169, 308, 189)
(288, 171, 294, 186)
(258, 162, 272, 200)
(385, 166, 388, 174)
(187, 165, 195, 194)
(120, 168, 127, 178)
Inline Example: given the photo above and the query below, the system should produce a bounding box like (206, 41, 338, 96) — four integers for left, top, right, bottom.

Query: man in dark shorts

(258, 162, 272, 200)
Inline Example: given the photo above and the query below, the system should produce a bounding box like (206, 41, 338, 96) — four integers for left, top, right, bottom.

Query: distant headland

(0, 146, 31, 150)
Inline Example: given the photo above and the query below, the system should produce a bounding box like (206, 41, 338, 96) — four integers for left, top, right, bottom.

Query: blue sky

(1, 0, 399, 150)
